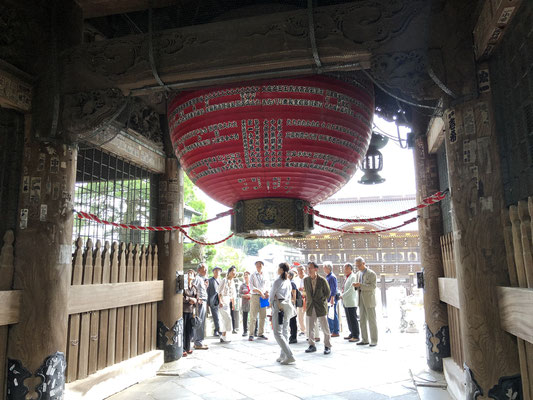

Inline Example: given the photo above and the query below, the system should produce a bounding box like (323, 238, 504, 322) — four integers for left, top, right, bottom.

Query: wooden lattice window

(73, 147, 158, 245)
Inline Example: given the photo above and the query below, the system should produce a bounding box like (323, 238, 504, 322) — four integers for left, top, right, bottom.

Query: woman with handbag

(183, 269, 199, 357)
(269, 263, 296, 365)
(218, 266, 237, 343)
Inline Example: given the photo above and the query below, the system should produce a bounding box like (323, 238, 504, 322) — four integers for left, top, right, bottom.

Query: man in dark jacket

(207, 266, 222, 336)
(303, 262, 332, 354)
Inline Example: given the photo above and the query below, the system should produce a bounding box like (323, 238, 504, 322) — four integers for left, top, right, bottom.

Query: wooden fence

(66, 238, 163, 383)
(501, 199, 533, 399)
(439, 232, 464, 368)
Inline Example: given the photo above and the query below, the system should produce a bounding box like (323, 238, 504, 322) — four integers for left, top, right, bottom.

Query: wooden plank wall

(66, 239, 160, 383)
(0, 231, 15, 400)
(440, 232, 464, 368)
(502, 199, 533, 399)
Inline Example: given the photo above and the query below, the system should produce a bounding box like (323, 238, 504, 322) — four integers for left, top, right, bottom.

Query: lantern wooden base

(232, 198, 313, 238)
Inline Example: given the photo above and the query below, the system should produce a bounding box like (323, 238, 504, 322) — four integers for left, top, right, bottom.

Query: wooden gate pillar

(413, 134, 450, 371)
(444, 90, 520, 396)
(156, 158, 184, 362)
(6, 126, 77, 399)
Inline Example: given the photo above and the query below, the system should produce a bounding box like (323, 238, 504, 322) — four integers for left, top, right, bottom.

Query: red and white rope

(305, 189, 448, 223)
(75, 210, 234, 246)
(314, 217, 418, 234)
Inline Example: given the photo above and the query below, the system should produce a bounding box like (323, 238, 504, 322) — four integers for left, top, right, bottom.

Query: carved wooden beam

(62, 0, 430, 95)
(78, 0, 179, 18)
(0, 59, 33, 112)
(61, 89, 165, 168)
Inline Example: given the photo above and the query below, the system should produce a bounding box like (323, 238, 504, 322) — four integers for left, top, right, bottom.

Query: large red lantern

(168, 75, 374, 237)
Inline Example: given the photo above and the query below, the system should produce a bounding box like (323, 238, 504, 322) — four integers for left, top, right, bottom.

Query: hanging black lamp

(359, 133, 389, 185)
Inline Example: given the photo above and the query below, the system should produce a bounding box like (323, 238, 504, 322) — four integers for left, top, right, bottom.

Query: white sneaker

(276, 356, 285, 363)
(281, 356, 296, 365)
(220, 337, 231, 343)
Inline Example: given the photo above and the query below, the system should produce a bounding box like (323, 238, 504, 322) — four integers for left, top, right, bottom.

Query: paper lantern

(168, 75, 374, 237)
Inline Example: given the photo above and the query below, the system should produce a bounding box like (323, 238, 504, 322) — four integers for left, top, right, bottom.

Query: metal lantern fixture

(168, 75, 374, 237)
(359, 133, 389, 185)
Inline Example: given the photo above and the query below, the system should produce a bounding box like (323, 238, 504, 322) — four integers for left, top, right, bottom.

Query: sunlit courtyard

(109, 294, 450, 400)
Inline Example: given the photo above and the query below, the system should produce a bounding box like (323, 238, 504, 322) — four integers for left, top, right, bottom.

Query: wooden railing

(501, 199, 533, 399)
(66, 238, 163, 383)
(0, 231, 18, 400)
(439, 232, 464, 368)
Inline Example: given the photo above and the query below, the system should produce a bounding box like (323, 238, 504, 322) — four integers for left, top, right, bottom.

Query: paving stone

(392, 393, 420, 400)
(336, 389, 390, 399)
(112, 313, 434, 400)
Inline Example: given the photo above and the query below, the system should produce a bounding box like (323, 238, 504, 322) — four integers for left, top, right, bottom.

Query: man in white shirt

(248, 260, 269, 341)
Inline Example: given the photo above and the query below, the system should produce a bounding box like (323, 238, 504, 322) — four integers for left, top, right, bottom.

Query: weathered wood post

(156, 158, 185, 362)
(413, 133, 450, 371)
(2, 0, 83, 395)
(7, 128, 77, 399)
(443, 87, 520, 397)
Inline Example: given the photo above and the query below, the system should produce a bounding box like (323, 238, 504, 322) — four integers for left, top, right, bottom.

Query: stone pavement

(108, 322, 434, 400)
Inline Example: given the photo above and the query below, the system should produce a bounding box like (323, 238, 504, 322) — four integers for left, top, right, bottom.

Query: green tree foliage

(211, 244, 245, 273)
(184, 174, 207, 239)
(183, 174, 216, 264)
(225, 236, 288, 256)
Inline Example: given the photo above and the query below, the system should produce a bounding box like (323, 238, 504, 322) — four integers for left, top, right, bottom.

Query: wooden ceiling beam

(62, 0, 431, 96)
(77, 0, 180, 18)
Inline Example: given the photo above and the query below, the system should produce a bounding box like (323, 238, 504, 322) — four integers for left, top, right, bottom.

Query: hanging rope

(315, 217, 418, 234)
(74, 209, 234, 245)
(182, 232, 234, 246)
(75, 209, 233, 231)
(307, 0, 322, 72)
(305, 189, 448, 223)
(148, 5, 171, 93)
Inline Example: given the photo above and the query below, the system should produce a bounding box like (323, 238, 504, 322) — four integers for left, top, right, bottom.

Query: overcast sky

(191, 117, 417, 240)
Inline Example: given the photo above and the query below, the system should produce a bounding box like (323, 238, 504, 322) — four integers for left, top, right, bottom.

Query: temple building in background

(282, 195, 420, 309)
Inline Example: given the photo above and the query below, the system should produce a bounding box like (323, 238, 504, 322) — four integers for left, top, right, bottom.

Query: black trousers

(345, 306, 360, 339)
(289, 316, 297, 341)
(230, 301, 237, 330)
(183, 312, 193, 352)
(209, 304, 220, 333)
(242, 311, 258, 335)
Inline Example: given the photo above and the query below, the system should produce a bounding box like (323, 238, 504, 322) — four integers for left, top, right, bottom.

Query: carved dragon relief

(329, 0, 427, 49)
(61, 89, 162, 144)
(127, 97, 163, 143)
(61, 88, 125, 141)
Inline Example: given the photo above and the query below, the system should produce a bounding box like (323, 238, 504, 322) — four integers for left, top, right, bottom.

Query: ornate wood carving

(61, 89, 163, 146)
(0, 61, 33, 112)
(61, 88, 125, 141)
(61, 0, 429, 94)
(370, 49, 445, 101)
(127, 98, 162, 144)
